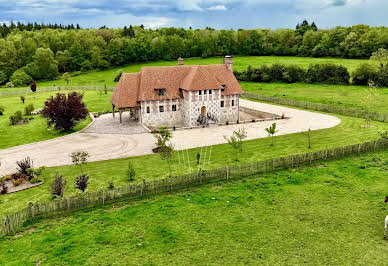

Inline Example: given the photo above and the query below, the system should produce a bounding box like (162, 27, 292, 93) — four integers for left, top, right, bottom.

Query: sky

(0, 0, 387, 29)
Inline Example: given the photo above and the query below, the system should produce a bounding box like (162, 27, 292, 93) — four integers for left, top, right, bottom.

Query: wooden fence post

(226, 166, 229, 181)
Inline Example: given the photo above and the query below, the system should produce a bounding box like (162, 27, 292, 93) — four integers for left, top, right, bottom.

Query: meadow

(0, 150, 387, 265)
(241, 82, 388, 114)
(0, 55, 367, 91)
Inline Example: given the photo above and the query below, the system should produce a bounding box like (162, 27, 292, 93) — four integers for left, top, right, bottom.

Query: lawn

(241, 81, 388, 114)
(0, 90, 113, 149)
(1, 111, 387, 217)
(1, 150, 387, 265)
(0, 56, 367, 90)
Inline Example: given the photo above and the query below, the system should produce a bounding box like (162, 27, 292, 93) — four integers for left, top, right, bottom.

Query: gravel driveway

(0, 99, 341, 176)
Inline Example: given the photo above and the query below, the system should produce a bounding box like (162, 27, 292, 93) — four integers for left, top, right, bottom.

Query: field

(1, 150, 387, 265)
(241, 82, 388, 114)
(0, 90, 112, 149)
(1, 110, 387, 217)
(0, 56, 367, 91)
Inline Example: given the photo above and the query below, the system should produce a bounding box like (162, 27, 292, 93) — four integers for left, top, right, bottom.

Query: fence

(0, 86, 114, 97)
(1, 138, 387, 237)
(243, 93, 388, 123)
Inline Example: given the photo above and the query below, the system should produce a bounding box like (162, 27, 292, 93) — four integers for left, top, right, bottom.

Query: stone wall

(220, 94, 240, 123)
(140, 99, 183, 128)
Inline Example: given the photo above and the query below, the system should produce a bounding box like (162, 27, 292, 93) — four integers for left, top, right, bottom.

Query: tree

(0, 71, 7, 85)
(30, 81, 36, 92)
(41, 92, 88, 131)
(70, 151, 89, 174)
(224, 128, 247, 161)
(30, 47, 59, 80)
(62, 72, 71, 86)
(50, 172, 66, 197)
(10, 69, 32, 87)
(75, 174, 89, 192)
(265, 123, 278, 146)
(126, 161, 136, 181)
(153, 127, 174, 177)
(362, 81, 378, 128)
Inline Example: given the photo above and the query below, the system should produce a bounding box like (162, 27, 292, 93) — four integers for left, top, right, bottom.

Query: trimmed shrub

(24, 104, 34, 116)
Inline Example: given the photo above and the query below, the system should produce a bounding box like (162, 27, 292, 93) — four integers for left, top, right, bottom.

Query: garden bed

(1, 179, 43, 194)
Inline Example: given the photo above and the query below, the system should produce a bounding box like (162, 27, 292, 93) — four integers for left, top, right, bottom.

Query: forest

(0, 21, 387, 86)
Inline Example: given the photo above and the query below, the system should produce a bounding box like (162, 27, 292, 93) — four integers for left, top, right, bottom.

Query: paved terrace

(0, 99, 341, 176)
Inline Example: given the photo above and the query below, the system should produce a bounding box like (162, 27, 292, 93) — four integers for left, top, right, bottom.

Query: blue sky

(0, 0, 386, 29)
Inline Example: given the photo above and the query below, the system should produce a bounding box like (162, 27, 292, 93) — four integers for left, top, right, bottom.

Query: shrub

(11, 178, 23, 186)
(0, 106, 4, 116)
(114, 70, 123, 82)
(75, 174, 89, 192)
(20, 96, 25, 104)
(16, 157, 33, 177)
(30, 177, 42, 184)
(305, 63, 349, 85)
(30, 81, 37, 92)
(9, 111, 23, 125)
(108, 180, 115, 189)
(50, 172, 66, 197)
(24, 104, 34, 116)
(0, 182, 7, 194)
(5, 82, 14, 88)
(10, 69, 33, 87)
(41, 92, 88, 130)
(126, 161, 136, 181)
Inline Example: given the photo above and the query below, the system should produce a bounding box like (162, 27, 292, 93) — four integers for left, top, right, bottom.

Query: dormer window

(155, 88, 166, 96)
(221, 85, 226, 92)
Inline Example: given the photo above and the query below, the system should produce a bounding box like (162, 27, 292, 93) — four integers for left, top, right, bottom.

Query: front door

(201, 106, 206, 116)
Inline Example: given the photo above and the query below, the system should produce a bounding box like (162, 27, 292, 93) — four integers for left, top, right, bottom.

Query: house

(110, 56, 244, 128)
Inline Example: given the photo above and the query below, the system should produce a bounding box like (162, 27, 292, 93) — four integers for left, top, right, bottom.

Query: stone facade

(139, 89, 240, 128)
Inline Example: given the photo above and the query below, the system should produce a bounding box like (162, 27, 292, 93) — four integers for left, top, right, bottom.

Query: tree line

(0, 21, 387, 86)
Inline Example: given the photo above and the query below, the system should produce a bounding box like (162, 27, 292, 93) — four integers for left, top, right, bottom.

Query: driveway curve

(0, 99, 341, 176)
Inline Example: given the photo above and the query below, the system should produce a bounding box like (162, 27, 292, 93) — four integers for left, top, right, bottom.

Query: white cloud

(207, 5, 227, 11)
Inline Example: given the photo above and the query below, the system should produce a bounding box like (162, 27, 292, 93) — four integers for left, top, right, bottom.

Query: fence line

(1, 139, 387, 237)
(0, 86, 114, 97)
(243, 93, 388, 123)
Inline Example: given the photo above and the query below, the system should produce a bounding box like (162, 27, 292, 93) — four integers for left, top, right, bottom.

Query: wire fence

(0, 86, 114, 97)
(243, 93, 388, 123)
(1, 138, 387, 238)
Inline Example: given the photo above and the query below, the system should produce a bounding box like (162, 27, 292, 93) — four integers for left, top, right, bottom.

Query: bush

(114, 70, 123, 82)
(50, 172, 66, 197)
(30, 177, 42, 184)
(0, 106, 4, 116)
(9, 111, 23, 125)
(11, 178, 23, 186)
(24, 104, 34, 116)
(0, 182, 7, 194)
(305, 63, 349, 85)
(10, 69, 33, 87)
(20, 96, 25, 104)
(75, 174, 89, 192)
(41, 92, 88, 130)
(16, 157, 33, 177)
(5, 82, 14, 88)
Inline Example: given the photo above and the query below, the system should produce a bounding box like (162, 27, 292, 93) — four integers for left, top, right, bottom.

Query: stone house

(110, 56, 244, 128)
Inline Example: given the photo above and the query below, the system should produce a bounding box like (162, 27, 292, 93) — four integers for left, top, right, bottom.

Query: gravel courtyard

(0, 99, 341, 176)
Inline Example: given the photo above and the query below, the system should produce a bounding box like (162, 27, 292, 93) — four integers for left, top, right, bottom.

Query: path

(0, 99, 341, 176)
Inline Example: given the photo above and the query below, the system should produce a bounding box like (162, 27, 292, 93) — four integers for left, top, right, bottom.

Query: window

(204, 90, 207, 95)
(159, 106, 164, 112)
(146, 106, 150, 113)
(156, 89, 165, 96)
(232, 100, 235, 106)
(221, 101, 224, 107)
(199, 90, 202, 95)
(221, 85, 226, 92)
(221, 88, 225, 92)
(209, 90, 212, 95)
(172, 104, 177, 111)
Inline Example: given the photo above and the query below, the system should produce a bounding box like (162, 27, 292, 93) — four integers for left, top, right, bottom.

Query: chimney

(224, 55, 233, 71)
(178, 57, 184, 66)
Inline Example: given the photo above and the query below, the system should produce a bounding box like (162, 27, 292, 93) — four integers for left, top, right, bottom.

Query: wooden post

(119, 109, 122, 124)
(112, 104, 115, 118)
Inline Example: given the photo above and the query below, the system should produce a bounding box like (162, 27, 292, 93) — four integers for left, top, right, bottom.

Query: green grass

(1, 150, 387, 265)
(1, 111, 387, 217)
(0, 90, 113, 149)
(241, 81, 388, 114)
(0, 56, 367, 90)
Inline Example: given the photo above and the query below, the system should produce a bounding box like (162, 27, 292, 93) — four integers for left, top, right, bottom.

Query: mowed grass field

(0, 90, 113, 149)
(1, 150, 387, 265)
(1, 111, 387, 217)
(0, 56, 367, 90)
(241, 82, 388, 114)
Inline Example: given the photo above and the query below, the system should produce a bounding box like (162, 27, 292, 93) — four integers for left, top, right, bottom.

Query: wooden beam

(119, 109, 122, 124)
(112, 104, 115, 118)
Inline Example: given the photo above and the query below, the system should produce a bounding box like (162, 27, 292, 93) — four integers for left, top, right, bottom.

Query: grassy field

(1, 150, 387, 265)
(0, 90, 113, 149)
(1, 110, 387, 217)
(0, 56, 367, 91)
(241, 82, 388, 114)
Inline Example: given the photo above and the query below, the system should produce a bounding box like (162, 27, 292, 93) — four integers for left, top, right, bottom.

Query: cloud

(207, 5, 227, 11)
(329, 0, 348, 6)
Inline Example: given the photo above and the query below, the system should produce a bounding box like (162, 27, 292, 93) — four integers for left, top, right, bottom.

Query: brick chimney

(178, 57, 184, 66)
(224, 55, 233, 71)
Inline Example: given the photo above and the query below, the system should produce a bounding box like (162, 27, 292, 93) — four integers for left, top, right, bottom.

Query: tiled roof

(111, 64, 243, 108)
